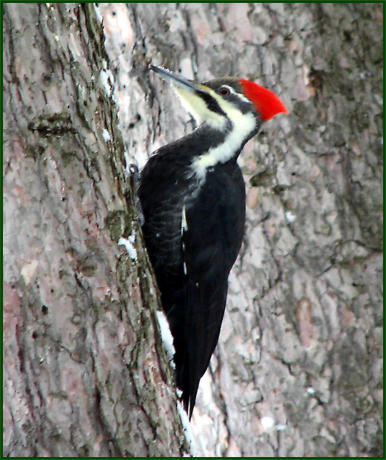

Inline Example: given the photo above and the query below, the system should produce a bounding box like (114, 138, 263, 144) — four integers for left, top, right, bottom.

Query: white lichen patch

(21, 260, 39, 284)
(118, 233, 137, 261)
(177, 400, 196, 456)
(156, 310, 175, 367)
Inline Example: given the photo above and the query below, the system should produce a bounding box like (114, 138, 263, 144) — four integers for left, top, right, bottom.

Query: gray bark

(100, 3, 382, 457)
(3, 3, 190, 456)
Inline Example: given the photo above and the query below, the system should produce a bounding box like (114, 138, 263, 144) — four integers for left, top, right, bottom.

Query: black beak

(150, 65, 206, 94)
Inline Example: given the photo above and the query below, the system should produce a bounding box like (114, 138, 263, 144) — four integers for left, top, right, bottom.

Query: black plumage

(139, 135, 245, 417)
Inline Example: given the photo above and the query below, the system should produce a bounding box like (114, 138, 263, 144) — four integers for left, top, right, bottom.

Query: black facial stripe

(196, 90, 226, 117)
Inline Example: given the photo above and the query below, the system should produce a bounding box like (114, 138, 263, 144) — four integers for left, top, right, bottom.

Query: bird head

(150, 65, 288, 134)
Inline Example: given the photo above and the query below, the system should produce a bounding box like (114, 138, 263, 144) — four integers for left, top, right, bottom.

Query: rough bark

(3, 3, 190, 456)
(100, 3, 383, 457)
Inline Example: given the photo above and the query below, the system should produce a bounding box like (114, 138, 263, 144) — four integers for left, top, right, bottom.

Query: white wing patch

(181, 204, 188, 276)
(181, 204, 188, 234)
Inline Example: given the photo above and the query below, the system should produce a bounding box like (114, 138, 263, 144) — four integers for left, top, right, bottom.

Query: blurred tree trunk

(3, 3, 191, 456)
(100, 3, 382, 457)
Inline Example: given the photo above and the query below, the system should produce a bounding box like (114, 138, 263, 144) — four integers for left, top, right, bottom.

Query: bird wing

(169, 168, 245, 418)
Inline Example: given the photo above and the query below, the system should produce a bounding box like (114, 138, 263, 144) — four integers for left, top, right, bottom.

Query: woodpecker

(139, 65, 287, 418)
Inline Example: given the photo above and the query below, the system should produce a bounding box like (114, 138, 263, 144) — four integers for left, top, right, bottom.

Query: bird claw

(128, 163, 145, 225)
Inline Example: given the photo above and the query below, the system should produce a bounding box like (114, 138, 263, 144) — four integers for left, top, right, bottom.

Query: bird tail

(174, 280, 227, 419)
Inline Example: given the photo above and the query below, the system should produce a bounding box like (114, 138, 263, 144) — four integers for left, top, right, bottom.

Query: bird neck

(190, 115, 257, 179)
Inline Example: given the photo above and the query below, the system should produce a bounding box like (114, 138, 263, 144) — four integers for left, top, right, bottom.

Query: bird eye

(219, 86, 231, 96)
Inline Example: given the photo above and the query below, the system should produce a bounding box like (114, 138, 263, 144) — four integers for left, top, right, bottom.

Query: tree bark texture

(3, 3, 190, 456)
(100, 3, 382, 457)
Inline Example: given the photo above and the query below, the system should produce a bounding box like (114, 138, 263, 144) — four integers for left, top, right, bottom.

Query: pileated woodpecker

(139, 65, 287, 418)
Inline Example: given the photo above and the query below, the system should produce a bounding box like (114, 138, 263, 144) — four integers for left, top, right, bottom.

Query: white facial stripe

(207, 87, 251, 112)
(235, 91, 252, 104)
(173, 84, 257, 180)
(187, 87, 256, 179)
(218, 85, 251, 105)
(174, 86, 227, 130)
(220, 84, 235, 94)
(191, 109, 256, 179)
(174, 84, 253, 131)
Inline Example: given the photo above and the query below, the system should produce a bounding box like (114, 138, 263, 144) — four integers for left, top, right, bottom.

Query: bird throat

(190, 111, 257, 181)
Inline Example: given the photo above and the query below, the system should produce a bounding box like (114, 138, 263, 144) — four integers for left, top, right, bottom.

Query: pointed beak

(150, 65, 206, 94)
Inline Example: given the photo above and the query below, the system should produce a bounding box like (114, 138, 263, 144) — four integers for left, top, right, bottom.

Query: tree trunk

(3, 3, 190, 456)
(100, 3, 382, 457)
